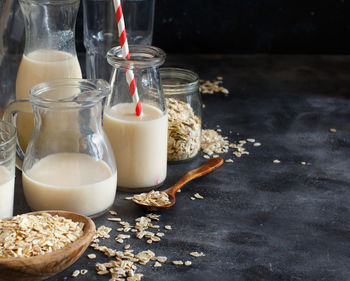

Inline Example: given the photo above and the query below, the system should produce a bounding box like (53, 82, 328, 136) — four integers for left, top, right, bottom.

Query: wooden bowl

(0, 210, 96, 281)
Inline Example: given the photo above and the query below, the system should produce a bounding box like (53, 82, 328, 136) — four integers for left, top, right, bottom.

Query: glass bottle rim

(0, 120, 16, 149)
(29, 79, 111, 109)
(19, 0, 79, 4)
(107, 45, 166, 69)
(160, 67, 199, 94)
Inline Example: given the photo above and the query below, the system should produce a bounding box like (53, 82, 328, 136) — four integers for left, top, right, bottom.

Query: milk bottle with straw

(104, 45, 167, 192)
(103, 0, 167, 192)
(15, 0, 82, 152)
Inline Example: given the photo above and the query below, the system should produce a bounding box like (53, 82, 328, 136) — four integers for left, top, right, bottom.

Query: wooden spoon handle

(167, 157, 224, 196)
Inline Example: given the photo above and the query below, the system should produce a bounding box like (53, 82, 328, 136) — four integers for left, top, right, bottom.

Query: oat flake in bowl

(0, 211, 95, 281)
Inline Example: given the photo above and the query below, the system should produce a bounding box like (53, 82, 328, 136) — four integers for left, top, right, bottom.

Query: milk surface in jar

(0, 166, 15, 219)
(15, 49, 82, 151)
(103, 103, 168, 189)
(22, 153, 117, 217)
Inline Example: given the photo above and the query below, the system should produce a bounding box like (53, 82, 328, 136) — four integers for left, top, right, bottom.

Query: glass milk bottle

(15, 0, 82, 152)
(104, 45, 167, 192)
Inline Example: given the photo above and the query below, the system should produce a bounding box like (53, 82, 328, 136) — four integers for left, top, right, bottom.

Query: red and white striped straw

(113, 0, 142, 116)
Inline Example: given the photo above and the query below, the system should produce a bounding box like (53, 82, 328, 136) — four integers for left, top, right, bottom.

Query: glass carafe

(104, 45, 167, 192)
(15, 0, 82, 152)
(4, 79, 116, 217)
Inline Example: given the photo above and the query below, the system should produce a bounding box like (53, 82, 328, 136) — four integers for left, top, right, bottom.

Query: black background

(76, 0, 350, 54)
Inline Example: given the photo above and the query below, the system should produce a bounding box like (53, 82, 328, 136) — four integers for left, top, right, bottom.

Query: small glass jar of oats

(160, 67, 202, 162)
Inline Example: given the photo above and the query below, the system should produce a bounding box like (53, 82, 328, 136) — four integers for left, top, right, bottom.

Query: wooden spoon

(132, 157, 224, 211)
(0, 210, 96, 281)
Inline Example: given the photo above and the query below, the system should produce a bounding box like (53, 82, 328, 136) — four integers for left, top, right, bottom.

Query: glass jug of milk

(104, 45, 167, 192)
(15, 0, 82, 152)
(4, 79, 117, 217)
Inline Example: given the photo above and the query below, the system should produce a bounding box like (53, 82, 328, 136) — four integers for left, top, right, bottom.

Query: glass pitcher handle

(2, 99, 32, 170)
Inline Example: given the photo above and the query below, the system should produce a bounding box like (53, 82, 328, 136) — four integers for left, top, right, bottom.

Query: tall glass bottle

(15, 0, 82, 151)
(103, 45, 167, 192)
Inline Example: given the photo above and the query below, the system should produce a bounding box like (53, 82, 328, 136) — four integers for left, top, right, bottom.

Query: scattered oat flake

(156, 256, 167, 263)
(109, 210, 118, 215)
(273, 159, 281, 164)
(200, 78, 229, 95)
(164, 225, 172, 230)
(203, 154, 210, 159)
(225, 159, 234, 163)
(80, 269, 88, 275)
(125, 196, 133, 200)
(253, 142, 261, 147)
(190, 252, 205, 257)
(97, 270, 109, 275)
(184, 261, 192, 266)
(72, 270, 80, 278)
(117, 234, 131, 240)
(146, 213, 160, 220)
(190, 197, 196, 200)
(194, 193, 204, 199)
(95, 225, 112, 239)
(301, 161, 306, 165)
(136, 250, 156, 265)
(330, 128, 337, 133)
(108, 217, 121, 222)
(233, 151, 241, 158)
(201, 129, 229, 155)
(246, 138, 255, 143)
(153, 261, 162, 268)
(172, 260, 184, 265)
(88, 253, 96, 259)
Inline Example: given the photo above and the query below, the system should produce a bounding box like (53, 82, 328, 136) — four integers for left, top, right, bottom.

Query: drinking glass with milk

(4, 79, 117, 217)
(104, 45, 167, 192)
(15, 0, 82, 152)
(0, 120, 16, 219)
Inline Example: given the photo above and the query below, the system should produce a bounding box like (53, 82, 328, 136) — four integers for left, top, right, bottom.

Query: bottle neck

(19, 0, 80, 56)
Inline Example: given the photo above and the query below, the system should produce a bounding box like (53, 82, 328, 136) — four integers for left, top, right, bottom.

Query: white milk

(103, 103, 167, 190)
(22, 153, 117, 217)
(15, 49, 82, 151)
(0, 166, 15, 219)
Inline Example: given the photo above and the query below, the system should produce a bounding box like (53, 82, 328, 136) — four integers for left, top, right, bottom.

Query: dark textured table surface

(13, 54, 350, 281)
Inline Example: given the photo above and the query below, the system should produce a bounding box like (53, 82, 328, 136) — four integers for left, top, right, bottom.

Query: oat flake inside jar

(160, 67, 202, 162)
